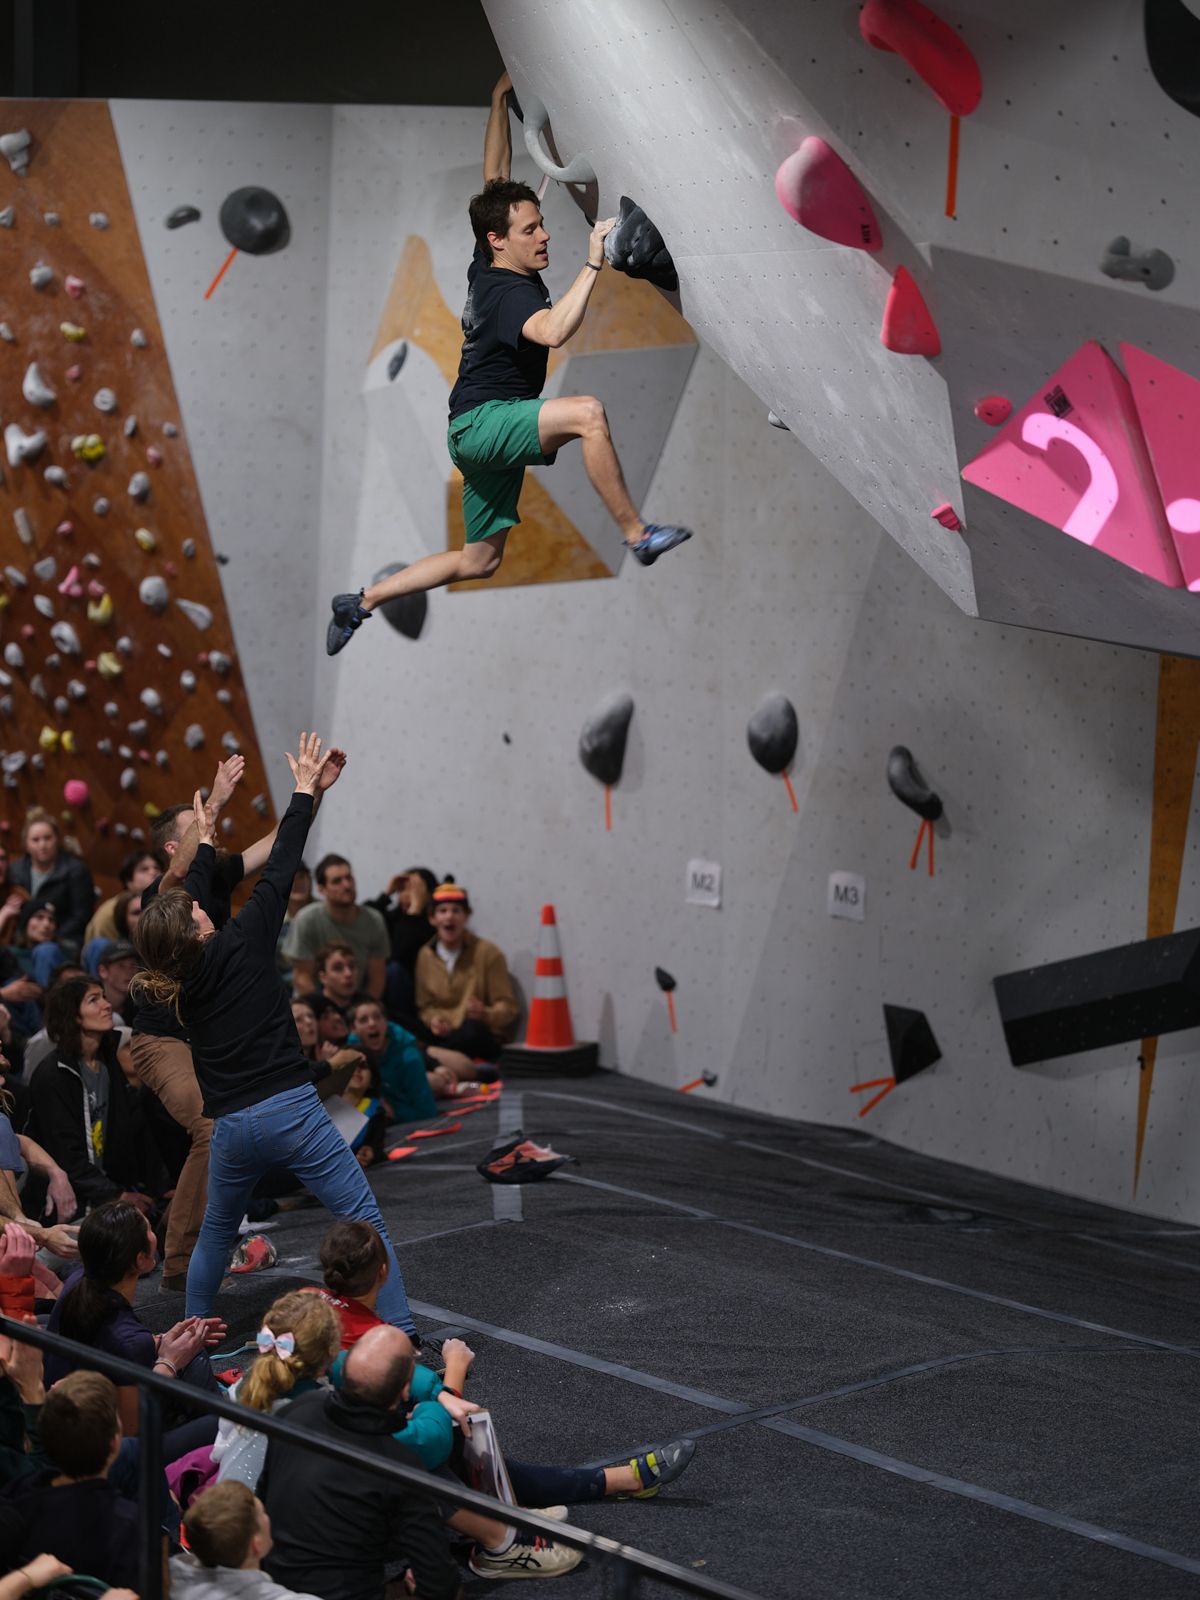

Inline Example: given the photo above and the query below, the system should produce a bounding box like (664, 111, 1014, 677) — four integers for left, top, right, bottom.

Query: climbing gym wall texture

(308, 101, 1200, 1227)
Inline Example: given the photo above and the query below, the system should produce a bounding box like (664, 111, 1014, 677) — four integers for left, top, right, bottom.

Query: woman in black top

(7, 811, 94, 956)
(132, 734, 419, 1336)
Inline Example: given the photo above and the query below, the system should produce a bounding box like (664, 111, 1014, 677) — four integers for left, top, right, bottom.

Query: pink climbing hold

(56, 564, 81, 596)
(858, 0, 982, 117)
(65, 365, 82, 382)
(774, 137, 882, 252)
(1121, 343, 1200, 591)
(146, 446, 163, 467)
(880, 266, 941, 356)
(974, 395, 1012, 426)
(55, 520, 74, 537)
(19, 624, 34, 641)
(64, 274, 84, 298)
(930, 502, 962, 531)
(63, 778, 89, 807)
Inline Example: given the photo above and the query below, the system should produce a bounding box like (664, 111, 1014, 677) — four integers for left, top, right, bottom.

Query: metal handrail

(1, 1315, 765, 1600)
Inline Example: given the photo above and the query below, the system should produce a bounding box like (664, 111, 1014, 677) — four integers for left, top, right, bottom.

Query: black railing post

(138, 1386, 166, 1600)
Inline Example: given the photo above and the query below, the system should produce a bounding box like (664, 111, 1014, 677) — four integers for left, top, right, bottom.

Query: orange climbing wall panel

(0, 102, 274, 886)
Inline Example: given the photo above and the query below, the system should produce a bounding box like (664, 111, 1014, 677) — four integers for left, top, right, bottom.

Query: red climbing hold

(858, 0, 982, 117)
(880, 266, 941, 356)
(930, 502, 962, 531)
(774, 137, 882, 252)
(974, 395, 1012, 426)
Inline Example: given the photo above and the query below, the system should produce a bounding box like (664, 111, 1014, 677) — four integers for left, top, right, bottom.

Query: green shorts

(447, 397, 551, 543)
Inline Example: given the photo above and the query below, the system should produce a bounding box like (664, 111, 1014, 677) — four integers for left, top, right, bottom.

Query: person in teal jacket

(347, 1000, 438, 1123)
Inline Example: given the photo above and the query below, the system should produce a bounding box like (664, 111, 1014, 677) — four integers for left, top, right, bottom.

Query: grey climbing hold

(139, 575, 169, 612)
(43, 212, 59, 227)
(603, 196, 678, 291)
(748, 692, 799, 774)
(89, 212, 109, 230)
(1, 130, 30, 176)
(371, 564, 427, 641)
(68, 679, 86, 700)
(116, 636, 133, 655)
(32, 555, 55, 583)
(113, 823, 128, 837)
(209, 651, 231, 675)
(387, 342, 408, 381)
(887, 746, 943, 822)
(180, 670, 197, 692)
(44, 653, 61, 671)
(94, 388, 118, 413)
(33, 595, 54, 619)
(96, 737, 112, 754)
(0, 208, 13, 229)
(1100, 235, 1175, 291)
(7, 427, 47, 467)
(0, 323, 13, 341)
(184, 723, 205, 750)
(30, 753, 46, 772)
(83, 552, 101, 568)
(104, 702, 119, 719)
(123, 416, 138, 439)
(220, 187, 290, 254)
(140, 687, 163, 714)
(221, 731, 240, 753)
(128, 471, 151, 500)
(93, 498, 110, 517)
(118, 745, 132, 760)
(50, 621, 80, 655)
(120, 767, 137, 791)
(0, 697, 10, 718)
(166, 205, 201, 229)
(1, 751, 27, 774)
(22, 363, 57, 407)
(0, 669, 10, 687)
(216, 688, 232, 706)
(155, 750, 169, 768)
(29, 676, 46, 702)
(176, 598, 213, 630)
(53, 695, 68, 716)
(4, 568, 27, 590)
(29, 262, 53, 289)
(221, 818, 234, 836)
(43, 466, 67, 487)
(127, 719, 148, 739)
(130, 329, 148, 349)
(182, 538, 196, 559)
(579, 691, 634, 786)
(766, 411, 790, 430)
(251, 793, 268, 817)
(163, 422, 178, 438)
(157, 643, 173, 658)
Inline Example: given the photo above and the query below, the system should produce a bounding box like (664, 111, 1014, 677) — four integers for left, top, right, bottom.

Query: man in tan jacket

(413, 880, 517, 1061)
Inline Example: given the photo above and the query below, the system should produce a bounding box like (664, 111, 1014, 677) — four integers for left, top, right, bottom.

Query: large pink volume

(961, 340, 1183, 588)
(774, 137, 883, 251)
(1121, 343, 1200, 591)
(858, 0, 982, 116)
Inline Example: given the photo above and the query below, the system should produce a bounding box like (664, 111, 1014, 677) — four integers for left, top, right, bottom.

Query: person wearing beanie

(413, 880, 518, 1062)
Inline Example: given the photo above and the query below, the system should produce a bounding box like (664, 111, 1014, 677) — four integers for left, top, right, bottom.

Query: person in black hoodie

(131, 734, 419, 1337)
(7, 812, 94, 958)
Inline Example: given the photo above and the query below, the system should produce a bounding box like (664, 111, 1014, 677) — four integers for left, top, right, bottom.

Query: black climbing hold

(371, 564, 427, 641)
(165, 205, 201, 230)
(1145, 0, 1200, 117)
(1100, 235, 1175, 292)
(603, 195, 678, 292)
(502, 733, 511, 745)
(219, 187, 291, 256)
(747, 692, 798, 774)
(883, 1004, 941, 1083)
(387, 342, 408, 382)
(215, 553, 230, 566)
(994, 927, 1200, 1066)
(579, 691, 633, 786)
(654, 967, 676, 993)
(887, 746, 943, 822)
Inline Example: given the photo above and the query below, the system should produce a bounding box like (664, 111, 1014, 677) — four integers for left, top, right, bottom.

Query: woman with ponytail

(132, 732, 420, 1344)
(211, 1291, 340, 1489)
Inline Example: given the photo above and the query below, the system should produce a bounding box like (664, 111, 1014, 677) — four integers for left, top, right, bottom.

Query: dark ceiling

(0, 0, 505, 104)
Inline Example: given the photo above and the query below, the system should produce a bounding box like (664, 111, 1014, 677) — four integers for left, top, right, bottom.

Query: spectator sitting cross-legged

(27, 976, 167, 1220)
(82, 847, 166, 968)
(413, 879, 518, 1063)
(6, 811, 94, 959)
(0, 1045, 79, 1270)
(347, 997, 439, 1122)
(283, 855, 389, 1003)
(172, 1480, 325, 1600)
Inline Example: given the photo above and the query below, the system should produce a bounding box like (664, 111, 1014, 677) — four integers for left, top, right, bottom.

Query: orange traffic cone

(500, 905, 599, 1077)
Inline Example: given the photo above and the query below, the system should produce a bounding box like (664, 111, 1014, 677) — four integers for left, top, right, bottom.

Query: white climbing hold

(14, 510, 34, 547)
(83, 552, 101, 568)
(116, 636, 133, 655)
(4, 567, 27, 589)
(184, 723, 205, 750)
(53, 695, 68, 716)
(43, 466, 67, 487)
(89, 212, 109, 229)
(50, 621, 80, 655)
(134, 528, 156, 553)
(216, 689, 232, 705)
(251, 793, 269, 817)
(22, 363, 56, 407)
(96, 737, 112, 754)
(94, 388, 117, 413)
(128, 471, 151, 500)
(0, 669, 9, 687)
(156, 643, 172, 659)
(131, 328, 148, 348)
(29, 262, 53, 289)
(163, 422, 178, 438)
(32, 555, 56, 582)
(139, 577, 168, 612)
(120, 767, 137, 791)
(29, 675, 46, 702)
(176, 599, 213, 630)
(3, 643, 23, 671)
(129, 827, 145, 842)
(7, 427, 47, 467)
(104, 702, 119, 719)
(113, 823, 128, 836)
(221, 818, 234, 835)
(117, 744, 132, 759)
(140, 687, 163, 714)
(181, 538, 196, 560)
(180, 670, 197, 692)
(43, 212, 59, 227)
(44, 653, 61, 670)
(221, 732, 240, 754)
(0, 208, 13, 228)
(155, 750, 169, 768)
(0, 130, 30, 175)
(68, 679, 86, 700)
(33, 595, 54, 619)
(123, 416, 138, 439)
(1, 751, 27, 774)
(208, 651, 231, 675)
(0, 323, 13, 341)
(93, 498, 110, 517)
(127, 719, 148, 738)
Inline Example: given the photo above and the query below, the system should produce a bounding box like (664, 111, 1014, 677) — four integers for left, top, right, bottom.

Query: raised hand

(286, 731, 333, 796)
(210, 753, 246, 812)
(316, 746, 347, 793)
(192, 789, 216, 848)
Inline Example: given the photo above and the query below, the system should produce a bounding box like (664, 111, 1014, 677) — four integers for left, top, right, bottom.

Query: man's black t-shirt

(129, 852, 244, 1040)
(447, 247, 552, 420)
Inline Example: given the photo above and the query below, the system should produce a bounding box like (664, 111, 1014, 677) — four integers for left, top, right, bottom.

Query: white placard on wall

(827, 871, 865, 921)
(686, 858, 722, 908)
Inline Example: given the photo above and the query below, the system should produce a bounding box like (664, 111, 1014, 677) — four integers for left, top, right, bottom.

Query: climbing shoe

(629, 523, 692, 566)
(620, 1437, 696, 1498)
(326, 590, 372, 655)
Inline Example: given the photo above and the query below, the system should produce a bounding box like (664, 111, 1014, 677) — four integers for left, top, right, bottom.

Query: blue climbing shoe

(620, 1437, 696, 1499)
(326, 590, 372, 656)
(629, 523, 693, 567)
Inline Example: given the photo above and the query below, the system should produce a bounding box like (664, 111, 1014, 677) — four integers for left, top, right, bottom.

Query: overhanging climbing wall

(484, 0, 1200, 655)
(0, 102, 274, 874)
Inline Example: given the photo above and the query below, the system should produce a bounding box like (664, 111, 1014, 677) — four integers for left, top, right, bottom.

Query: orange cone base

(498, 1040, 600, 1078)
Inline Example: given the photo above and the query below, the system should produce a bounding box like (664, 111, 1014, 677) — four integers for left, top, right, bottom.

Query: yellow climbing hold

(97, 650, 123, 680)
(87, 592, 114, 625)
(144, 801, 161, 819)
(134, 527, 157, 553)
(0, 594, 8, 611)
(61, 729, 77, 754)
(71, 434, 105, 462)
(60, 321, 87, 342)
(38, 725, 60, 751)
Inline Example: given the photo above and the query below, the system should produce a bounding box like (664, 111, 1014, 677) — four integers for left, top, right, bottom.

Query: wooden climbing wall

(0, 102, 274, 888)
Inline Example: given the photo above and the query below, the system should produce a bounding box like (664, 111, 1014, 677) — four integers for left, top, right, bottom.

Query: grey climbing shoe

(619, 1437, 696, 1498)
(326, 590, 372, 656)
(629, 524, 693, 567)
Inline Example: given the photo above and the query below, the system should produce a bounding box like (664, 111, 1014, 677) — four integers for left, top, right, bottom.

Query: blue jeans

(186, 1082, 416, 1334)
